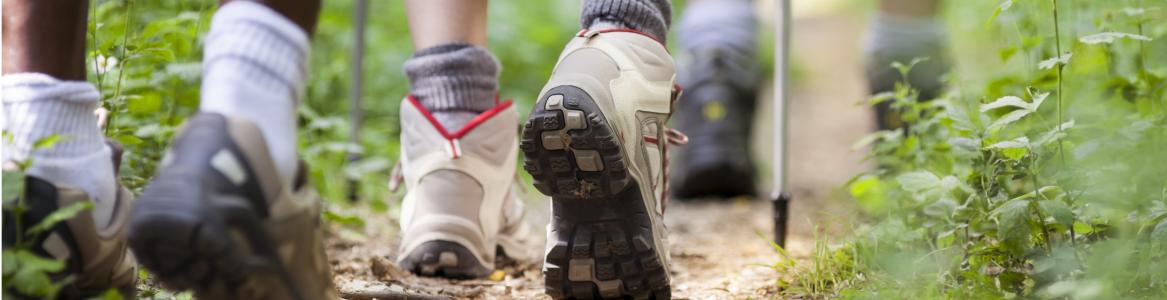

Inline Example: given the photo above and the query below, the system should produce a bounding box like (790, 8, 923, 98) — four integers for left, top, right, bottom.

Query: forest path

(328, 13, 871, 300)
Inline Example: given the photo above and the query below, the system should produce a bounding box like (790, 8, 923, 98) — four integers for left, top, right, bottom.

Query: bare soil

(327, 14, 872, 300)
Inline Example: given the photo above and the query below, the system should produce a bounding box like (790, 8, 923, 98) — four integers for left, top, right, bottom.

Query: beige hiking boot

(128, 113, 336, 299)
(393, 97, 538, 278)
(522, 29, 684, 299)
(2, 142, 138, 299)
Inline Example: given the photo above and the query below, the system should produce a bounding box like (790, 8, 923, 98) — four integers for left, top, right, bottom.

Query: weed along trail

(326, 12, 870, 299)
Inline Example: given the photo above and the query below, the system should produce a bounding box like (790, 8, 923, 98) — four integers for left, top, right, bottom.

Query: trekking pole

(771, 0, 792, 247)
(347, 0, 369, 202)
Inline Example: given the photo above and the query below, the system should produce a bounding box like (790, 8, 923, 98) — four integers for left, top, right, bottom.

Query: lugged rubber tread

(522, 86, 671, 299)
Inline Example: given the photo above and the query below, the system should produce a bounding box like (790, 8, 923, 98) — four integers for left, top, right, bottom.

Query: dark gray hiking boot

(670, 47, 759, 200)
(2, 142, 138, 299)
(865, 14, 951, 130)
(128, 113, 336, 300)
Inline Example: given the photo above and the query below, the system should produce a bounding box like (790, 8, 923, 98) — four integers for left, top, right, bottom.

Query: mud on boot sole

(521, 85, 671, 299)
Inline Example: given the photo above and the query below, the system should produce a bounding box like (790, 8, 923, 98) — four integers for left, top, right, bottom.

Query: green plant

(795, 0, 1167, 298)
(1, 136, 109, 299)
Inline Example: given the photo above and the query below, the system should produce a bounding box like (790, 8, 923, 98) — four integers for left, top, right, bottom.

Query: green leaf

(980, 96, 1030, 112)
(7, 250, 66, 297)
(850, 175, 887, 213)
(992, 199, 1031, 254)
(1039, 53, 1072, 70)
(3, 171, 24, 201)
(1123, 7, 1145, 16)
(987, 0, 1013, 26)
(2, 250, 17, 276)
(127, 92, 162, 114)
(897, 171, 941, 193)
(1153, 219, 1167, 240)
(987, 137, 1031, 161)
(1036, 120, 1075, 146)
(115, 135, 143, 146)
(322, 210, 365, 228)
(868, 92, 896, 105)
(988, 109, 1034, 131)
(924, 198, 959, 218)
(32, 135, 65, 151)
(98, 288, 126, 300)
(1039, 200, 1074, 228)
(11, 267, 55, 297)
(936, 230, 956, 248)
(1079, 32, 1152, 44)
(28, 201, 93, 235)
(986, 137, 1030, 149)
(14, 250, 65, 273)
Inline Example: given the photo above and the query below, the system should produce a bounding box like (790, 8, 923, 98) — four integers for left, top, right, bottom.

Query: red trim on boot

(406, 95, 514, 159)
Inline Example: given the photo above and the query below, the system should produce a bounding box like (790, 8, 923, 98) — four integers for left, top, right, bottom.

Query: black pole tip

(772, 192, 791, 247)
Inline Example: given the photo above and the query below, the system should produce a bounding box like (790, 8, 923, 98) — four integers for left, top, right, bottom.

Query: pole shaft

(771, 0, 793, 247)
(347, 0, 369, 201)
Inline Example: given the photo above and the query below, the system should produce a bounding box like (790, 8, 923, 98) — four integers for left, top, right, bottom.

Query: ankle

(404, 43, 499, 130)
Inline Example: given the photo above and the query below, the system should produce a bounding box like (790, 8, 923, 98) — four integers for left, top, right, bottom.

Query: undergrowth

(783, 0, 1167, 298)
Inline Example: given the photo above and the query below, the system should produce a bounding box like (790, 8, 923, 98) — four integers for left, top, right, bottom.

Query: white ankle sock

(2, 73, 117, 217)
(199, 1, 310, 187)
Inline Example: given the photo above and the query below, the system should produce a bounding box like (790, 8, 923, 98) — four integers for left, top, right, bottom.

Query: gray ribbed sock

(676, 0, 758, 89)
(581, 0, 672, 44)
(403, 43, 499, 130)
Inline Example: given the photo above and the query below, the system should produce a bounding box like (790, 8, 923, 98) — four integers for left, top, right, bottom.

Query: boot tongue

(432, 111, 480, 134)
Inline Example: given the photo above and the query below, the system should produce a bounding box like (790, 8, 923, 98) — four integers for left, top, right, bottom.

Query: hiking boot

(865, 14, 951, 130)
(127, 113, 336, 300)
(394, 97, 538, 279)
(522, 29, 682, 299)
(2, 142, 137, 299)
(670, 48, 758, 199)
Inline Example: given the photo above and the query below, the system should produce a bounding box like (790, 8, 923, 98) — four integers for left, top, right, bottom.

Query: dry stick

(340, 289, 455, 300)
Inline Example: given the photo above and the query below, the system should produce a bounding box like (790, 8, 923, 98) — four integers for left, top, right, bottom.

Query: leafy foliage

(799, 0, 1167, 298)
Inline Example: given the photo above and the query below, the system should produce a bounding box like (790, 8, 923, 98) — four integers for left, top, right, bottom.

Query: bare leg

(404, 0, 488, 49)
(220, 0, 319, 35)
(400, 0, 496, 130)
(2, 0, 88, 79)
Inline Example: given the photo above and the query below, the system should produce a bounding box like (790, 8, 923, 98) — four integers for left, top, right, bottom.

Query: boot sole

(128, 173, 304, 300)
(522, 85, 671, 300)
(397, 240, 493, 279)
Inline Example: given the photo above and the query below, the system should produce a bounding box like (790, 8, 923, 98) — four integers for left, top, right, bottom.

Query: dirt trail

(328, 14, 871, 300)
